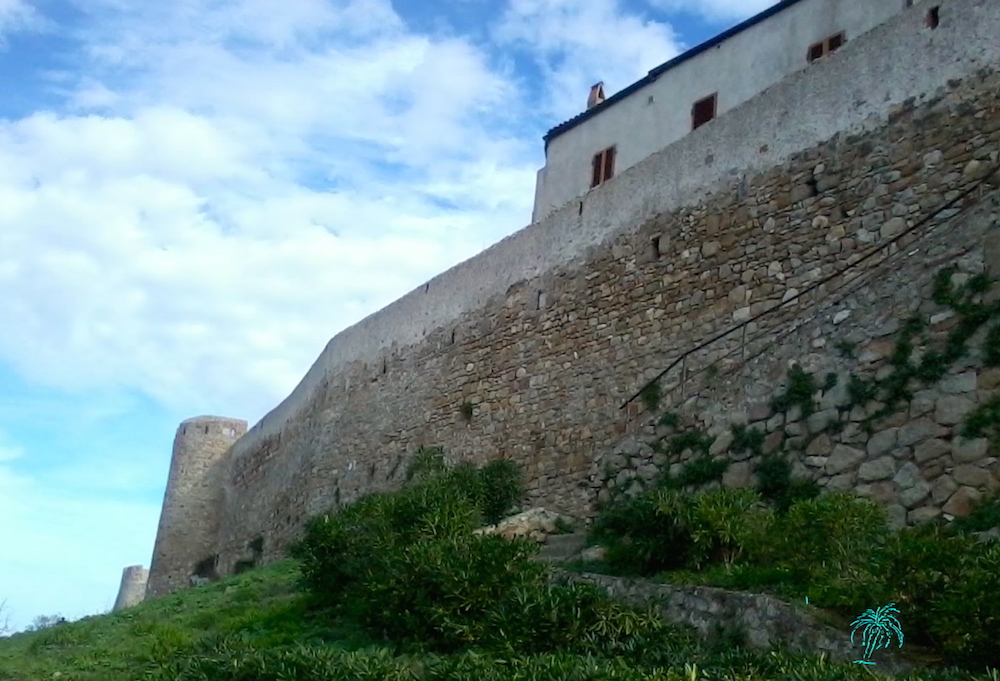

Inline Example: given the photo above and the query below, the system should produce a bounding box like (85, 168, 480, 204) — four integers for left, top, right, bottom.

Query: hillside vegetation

(1, 449, 999, 681)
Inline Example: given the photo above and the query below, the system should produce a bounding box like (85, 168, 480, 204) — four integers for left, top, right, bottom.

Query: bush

(476, 459, 524, 525)
(657, 488, 774, 570)
(767, 493, 889, 598)
(589, 492, 693, 576)
(361, 532, 547, 652)
(290, 480, 482, 607)
(754, 454, 820, 513)
(930, 541, 1000, 669)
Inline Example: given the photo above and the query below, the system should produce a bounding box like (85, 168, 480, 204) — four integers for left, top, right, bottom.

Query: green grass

(3, 557, 1000, 680)
(0, 560, 375, 681)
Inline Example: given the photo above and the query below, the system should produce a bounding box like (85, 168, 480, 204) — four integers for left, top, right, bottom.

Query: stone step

(535, 532, 588, 562)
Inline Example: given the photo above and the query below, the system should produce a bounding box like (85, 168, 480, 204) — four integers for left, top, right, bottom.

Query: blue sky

(0, 0, 778, 633)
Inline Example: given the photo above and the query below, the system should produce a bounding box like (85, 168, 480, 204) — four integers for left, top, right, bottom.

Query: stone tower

(112, 565, 149, 611)
(146, 415, 247, 598)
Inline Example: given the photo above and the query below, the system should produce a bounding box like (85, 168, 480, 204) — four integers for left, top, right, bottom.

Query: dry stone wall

(553, 570, 915, 673)
(210, 67, 1000, 577)
(598, 187, 1000, 528)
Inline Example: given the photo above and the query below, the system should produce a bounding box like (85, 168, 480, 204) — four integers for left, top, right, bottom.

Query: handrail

(620, 160, 1000, 413)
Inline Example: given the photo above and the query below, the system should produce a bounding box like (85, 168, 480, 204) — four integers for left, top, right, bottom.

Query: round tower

(112, 565, 149, 611)
(146, 415, 247, 598)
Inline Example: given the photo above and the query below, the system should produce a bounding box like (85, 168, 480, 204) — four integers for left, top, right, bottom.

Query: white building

(531, 0, 932, 223)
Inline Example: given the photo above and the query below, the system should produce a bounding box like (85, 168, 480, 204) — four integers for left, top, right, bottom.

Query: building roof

(542, 0, 810, 148)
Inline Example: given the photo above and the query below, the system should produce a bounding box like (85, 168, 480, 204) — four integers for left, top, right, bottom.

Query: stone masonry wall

(597, 189, 1000, 528)
(160, 1, 1000, 581)
(553, 570, 915, 673)
(212, 72, 1000, 576)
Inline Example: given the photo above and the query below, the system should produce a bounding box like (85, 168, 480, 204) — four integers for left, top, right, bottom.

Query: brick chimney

(587, 82, 606, 110)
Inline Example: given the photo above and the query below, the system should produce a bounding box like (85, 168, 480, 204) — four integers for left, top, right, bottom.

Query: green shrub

(869, 522, 974, 646)
(361, 532, 547, 652)
(290, 480, 482, 607)
(930, 541, 1000, 669)
(768, 494, 889, 595)
(406, 446, 449, 482)
(589, 492, 692, 576)
(754, 455, 820, 513)
(476, 459, 524, 525)
(665, 456, 729, 489)
(659, 488, 774, 569)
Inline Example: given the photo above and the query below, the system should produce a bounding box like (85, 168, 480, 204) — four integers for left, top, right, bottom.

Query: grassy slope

(0, 560, 374, 681)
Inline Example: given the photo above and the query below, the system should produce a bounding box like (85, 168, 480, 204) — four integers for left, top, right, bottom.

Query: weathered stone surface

(940, 371, 978, 394)
(942, 487, 982, 517)
(935, 396, 975, 425)
(898, 418, 948, 447)
(866, 429, 898, 457)
(828, 473, 855, 491)
(825, 445, 865, 475)
(953, 464, 991, 488)
(858, 457, 897, 482)
(914, 438, 951, 463)
(722, 461, 754, 489)
(899, 481, 932, 509)
(807, 409, 839, 435)
(748, 403, 774, 422)
(555, 571, 913, 672)
(952, 437, 990, 463)
(908, 506, 941, 524)
(806, 434, 833, 456)
(710, 430, 735, 456)
(892, 461, 921, 487)
(932, 475, 959, 505)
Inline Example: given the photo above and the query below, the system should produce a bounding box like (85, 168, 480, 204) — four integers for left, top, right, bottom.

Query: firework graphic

(850, 602, 904, 665)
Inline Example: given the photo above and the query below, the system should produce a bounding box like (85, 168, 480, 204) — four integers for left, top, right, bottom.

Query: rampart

(148, 0, 1000, 591)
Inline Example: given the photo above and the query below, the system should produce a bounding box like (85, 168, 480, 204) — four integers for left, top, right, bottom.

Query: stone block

(807, 409, 839, 435)
(935, 396, 975, 426)
(914, 438, 951, 463)
(908, 506, 941, 525)
(953, 464, 991, 488)
(723, 461, 755, 489)
(899, 480, 931, 509)
(858, 456, 897, 482)
(939, 371, 978, 395)
(942, 486, 982, 517)
(866, 429, 899, 457)
(898, 418, 948, 447)
(952, 437, 989, 463)
(931, 475, 959, 505)
(825, 445, 865, 475)
(806, 434, 833, 457)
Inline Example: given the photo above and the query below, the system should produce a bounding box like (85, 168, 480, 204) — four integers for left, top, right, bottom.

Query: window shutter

(604, 148, 616, 182)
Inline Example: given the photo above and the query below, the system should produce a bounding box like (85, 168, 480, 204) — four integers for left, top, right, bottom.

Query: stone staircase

(535, 532, 588, 563)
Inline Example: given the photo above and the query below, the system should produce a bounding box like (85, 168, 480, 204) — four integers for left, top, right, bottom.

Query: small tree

(0, 599, 10, 636)
(27, 614, 65, 631)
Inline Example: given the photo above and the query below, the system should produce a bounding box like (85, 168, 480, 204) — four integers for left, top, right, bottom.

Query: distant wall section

(112, 565, 148, 611)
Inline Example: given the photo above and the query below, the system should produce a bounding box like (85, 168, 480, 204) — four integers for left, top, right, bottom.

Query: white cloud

(0, 0, 540, 423)
(493, 0, 682, 123)
(645, 0, 779, 22)
(0, 0, 40, 46)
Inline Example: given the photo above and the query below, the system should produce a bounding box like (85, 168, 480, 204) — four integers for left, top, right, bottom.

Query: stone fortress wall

(145, 0, 1000, 596)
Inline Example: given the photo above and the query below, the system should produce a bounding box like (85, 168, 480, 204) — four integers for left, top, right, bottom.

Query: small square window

(591, 146, 616, 188)
(692, 94, 717, 130)
(808, 32, 846, 63)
